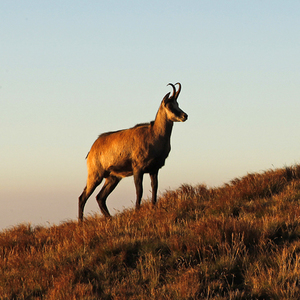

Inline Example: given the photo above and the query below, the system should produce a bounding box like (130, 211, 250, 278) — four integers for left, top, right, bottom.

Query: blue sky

(1, 1, 300, 229)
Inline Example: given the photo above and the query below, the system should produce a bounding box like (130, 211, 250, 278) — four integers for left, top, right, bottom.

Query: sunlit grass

(2, 165, 300, 299)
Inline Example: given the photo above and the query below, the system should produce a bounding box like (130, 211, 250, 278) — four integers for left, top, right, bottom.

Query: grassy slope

(2, 165, 300, 299)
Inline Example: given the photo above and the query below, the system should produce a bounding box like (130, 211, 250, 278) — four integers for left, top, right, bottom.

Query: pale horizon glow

(1, 1, 300, 230)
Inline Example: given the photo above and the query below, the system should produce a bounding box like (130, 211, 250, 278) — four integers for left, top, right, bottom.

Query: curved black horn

(167, 83, 176, 98)
(175, 82, 181, 99)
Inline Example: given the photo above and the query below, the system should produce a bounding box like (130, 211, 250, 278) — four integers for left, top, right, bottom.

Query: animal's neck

(152, 104, 173, 139)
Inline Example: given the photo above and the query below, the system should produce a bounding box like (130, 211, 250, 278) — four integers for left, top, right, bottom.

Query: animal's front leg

(150, 171, 158, 205)
(134, 170, 144, 210)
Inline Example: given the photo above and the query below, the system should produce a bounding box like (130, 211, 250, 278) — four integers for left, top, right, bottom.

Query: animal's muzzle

(181, 113, 188, 122)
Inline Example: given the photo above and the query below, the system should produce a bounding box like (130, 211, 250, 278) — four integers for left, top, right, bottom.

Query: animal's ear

(162, 92, 171, 105)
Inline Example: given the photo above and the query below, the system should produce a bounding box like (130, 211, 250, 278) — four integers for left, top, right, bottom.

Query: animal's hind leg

(78, 175, 103, 221)
(96, 175, 121, 218)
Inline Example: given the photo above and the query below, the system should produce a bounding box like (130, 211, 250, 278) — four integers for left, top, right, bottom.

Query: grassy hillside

(2, 165, 300, 299)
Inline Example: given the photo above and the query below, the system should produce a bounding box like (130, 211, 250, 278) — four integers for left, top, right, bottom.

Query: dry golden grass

(2, 165, 300, 299)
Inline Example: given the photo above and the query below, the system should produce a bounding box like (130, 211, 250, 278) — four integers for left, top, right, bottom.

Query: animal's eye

(166, 101, 175, 108)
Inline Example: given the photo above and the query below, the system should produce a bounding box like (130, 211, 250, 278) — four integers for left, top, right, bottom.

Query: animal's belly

(110, 169, 133, 178)
(107, 161, 133, 178)
(105, 155, 168, 177)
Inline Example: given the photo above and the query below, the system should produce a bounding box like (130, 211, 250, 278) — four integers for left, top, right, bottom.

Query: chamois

(78, 83, 188, 220)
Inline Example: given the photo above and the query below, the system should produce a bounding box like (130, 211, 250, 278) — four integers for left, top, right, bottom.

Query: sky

(1, 1, 300, 230)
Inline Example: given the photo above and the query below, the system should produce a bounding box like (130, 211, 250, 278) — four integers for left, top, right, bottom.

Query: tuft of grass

(2, 164, 300, 299)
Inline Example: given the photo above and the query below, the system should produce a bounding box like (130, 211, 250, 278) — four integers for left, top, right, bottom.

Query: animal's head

(162, 83, 188, 122)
